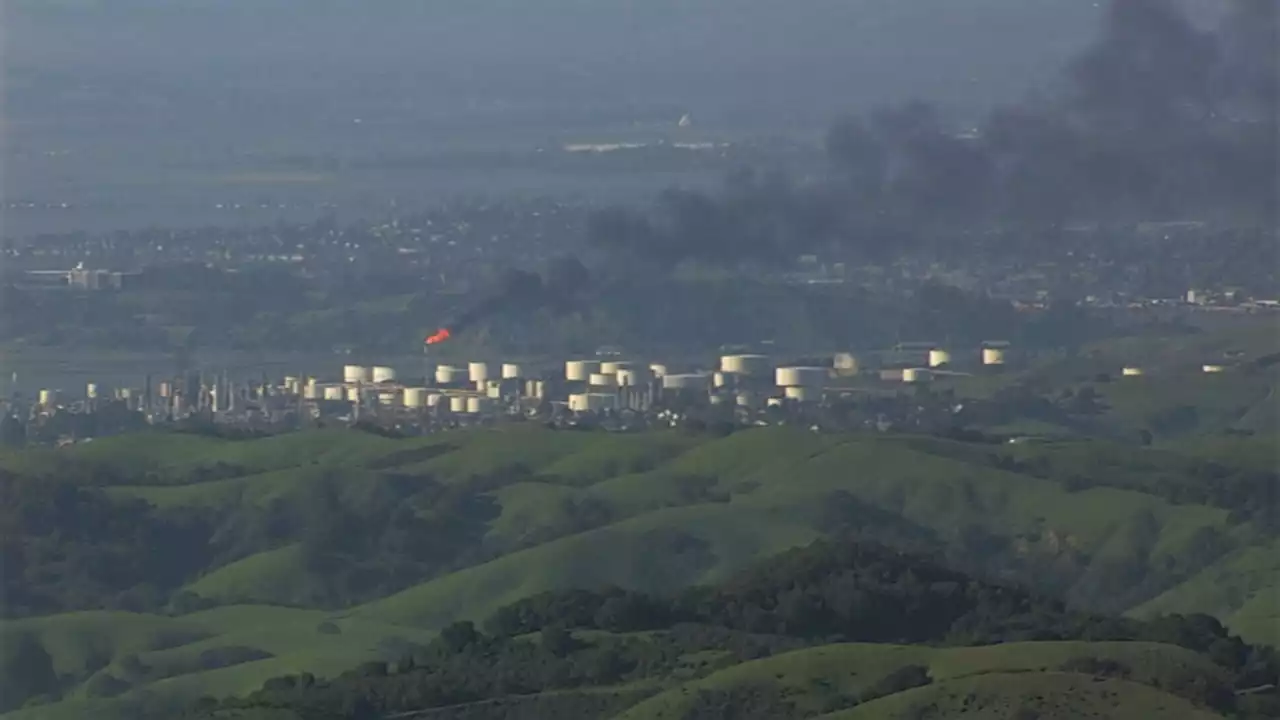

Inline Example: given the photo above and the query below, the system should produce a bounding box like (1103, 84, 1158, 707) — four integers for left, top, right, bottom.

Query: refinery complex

(14, 343, 1017, 427)
(13, 337, 1250, 441)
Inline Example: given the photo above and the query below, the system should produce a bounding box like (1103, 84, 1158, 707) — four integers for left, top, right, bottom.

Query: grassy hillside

(618, 641, 1229, 720)
(2, 421, 1276, 719)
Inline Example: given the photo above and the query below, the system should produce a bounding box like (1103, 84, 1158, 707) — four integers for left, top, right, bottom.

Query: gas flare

(425, 328, 452, 345)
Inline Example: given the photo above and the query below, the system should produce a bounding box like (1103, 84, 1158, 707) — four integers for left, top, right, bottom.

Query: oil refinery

(5, 337, 1243, 445)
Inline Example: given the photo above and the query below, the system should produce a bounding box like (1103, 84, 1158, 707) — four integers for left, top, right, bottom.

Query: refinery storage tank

(427, 393, 444, 407)
(403, 387, 428, 408)
(615, 368, 652, 387)
(525, 380, 546, 399)
(982, 348, 1006, 366)
(569, 393, 616, 412)
(435, 365, 463, 384)
(776, 367, 827, 388)
(565, 360, 601, 382)
(38, 389, 57, 406)
(600, 360, 635, 375)
(372, 366, 397, 384)
(466, 396, 489, 414)
(86, 383, 99, 399)
(720, 354, 771, 376)
(449, 396, 468, 413)
(303, 384, 320, 400)
(784, 385, 819, 402)
(468, 362, 491, 383)
(713, 372, 728, 388)
(323, 386, 345, 401)
(345, 387, 361, 403)
(1122, 367, 1145, 377)
(501, 363, 524, 380)
(343, 365, 371, 384)
(902, 368, 929, 383)
(663, 373, 711, 390)
(588, 372, 617, 388)
(928, 350, 952, 368)
(649, 363, 669, 378)
(833, 352, 860, 376)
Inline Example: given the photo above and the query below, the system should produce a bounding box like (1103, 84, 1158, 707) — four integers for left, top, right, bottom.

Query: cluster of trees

(187, 538, 1278, 720)
(0, 471, 212, 616)
(0, 454, 626, 617)
(589, 0, 1276, 269)
(986, 440, 1279, 527)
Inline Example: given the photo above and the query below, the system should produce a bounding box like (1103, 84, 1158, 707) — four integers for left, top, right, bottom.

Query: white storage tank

(486, 384, 502, 399)
(928, 350, 952, 368)
(565, 360, 601, 381)
(323, 385, 345, 401)
(649, 363, 669, 378)
(615, 368, 652, 386)
(776, 367, 827, 388)
(525, 380, 546, 399)
(784, 385, 819, 402)
(713, 372, 728, 388)
(435, 365, 463, 384)
(569, 393, 616, 412)
(1121, 366, 1145, 377)
(1202, 364, 1225, 374)
(902, 368, 929, 383)
(600, 360, 635, 375)
(346, 387, 361, 403)
(589, 372, 617, 388)
(158, 381, 172, 398)
(449, 396, 468, 413)
(372, 366, 397, 383)
(427, 393, 444, 407)
(720, 354, 771, 375)
(466, 396, 488, 414)
(982, 348, 1006, 366)
(38, 389, 56, 406)
(343, 365, 371, 383)
(833, 352, 860, 376)
(86, 383, 100, 399)
(468, 362, 491, 383)
(502, 363, 524, 380)
(403, 387, 428, 408)
(303, 384, 320, 400)
(663, 373, 711, 390)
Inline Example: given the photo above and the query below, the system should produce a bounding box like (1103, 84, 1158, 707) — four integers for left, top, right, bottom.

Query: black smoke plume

(588, 0, 1277, 268)
(426, 256, 591, 344)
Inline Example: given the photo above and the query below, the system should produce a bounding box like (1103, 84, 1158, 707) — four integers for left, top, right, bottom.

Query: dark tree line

(185, 538, 1278, 720)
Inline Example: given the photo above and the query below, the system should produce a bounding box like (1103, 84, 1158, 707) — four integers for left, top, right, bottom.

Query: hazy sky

(8, 0, 1107, 130)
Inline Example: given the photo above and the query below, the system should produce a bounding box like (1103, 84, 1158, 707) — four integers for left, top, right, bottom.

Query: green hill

(2, 423, 1276, 719)
(619, 641, 1230, 720)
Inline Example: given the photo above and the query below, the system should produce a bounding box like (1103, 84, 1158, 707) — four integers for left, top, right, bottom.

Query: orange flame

(425, 328, 452, 345)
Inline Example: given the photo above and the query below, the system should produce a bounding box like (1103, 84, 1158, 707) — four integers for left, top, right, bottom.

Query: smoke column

(587, 0, 1277, 266)
(424, 258, 590, 345)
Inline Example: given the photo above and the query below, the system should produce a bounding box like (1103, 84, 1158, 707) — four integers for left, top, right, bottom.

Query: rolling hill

(1, 422, 1276, 719)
